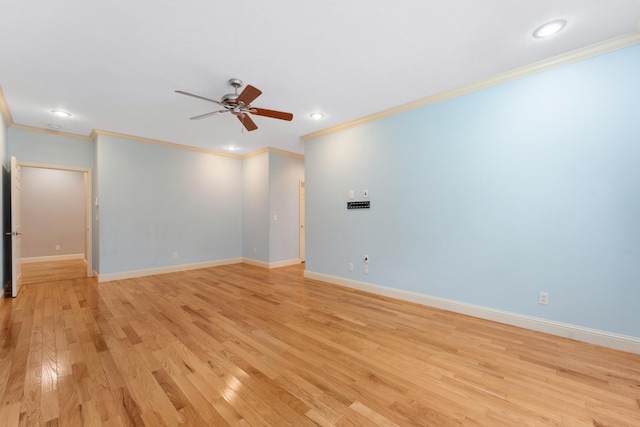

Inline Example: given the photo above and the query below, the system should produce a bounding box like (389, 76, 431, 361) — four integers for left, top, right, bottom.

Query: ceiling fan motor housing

(221, 93, 239, 105)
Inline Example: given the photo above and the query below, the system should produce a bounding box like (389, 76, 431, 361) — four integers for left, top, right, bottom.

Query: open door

(10, 157, 22, 297)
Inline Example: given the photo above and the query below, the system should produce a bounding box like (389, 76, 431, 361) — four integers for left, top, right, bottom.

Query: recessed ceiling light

(310, 112, 325, 120)
(48, 124, 61, 129)
(51, 109, 72, 117)
(533, 19, 567, 38)
(225, 145, 240, 151)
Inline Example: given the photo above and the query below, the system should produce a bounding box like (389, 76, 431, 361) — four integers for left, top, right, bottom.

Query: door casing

(18, 161, 94, 280)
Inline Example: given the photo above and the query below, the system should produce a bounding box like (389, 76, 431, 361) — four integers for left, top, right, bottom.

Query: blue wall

(7, 129, 94, 170)
(96, 135, 243, 274)
(269, 152, 304, 262)
(242, 152, 270, 261)
(305, 44, 640, 338)
(6, 128, 302, 277)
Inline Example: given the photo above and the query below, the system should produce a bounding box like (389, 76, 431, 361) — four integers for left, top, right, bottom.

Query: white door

(10, 157, 22, 297)
(299, 180, 305, 262)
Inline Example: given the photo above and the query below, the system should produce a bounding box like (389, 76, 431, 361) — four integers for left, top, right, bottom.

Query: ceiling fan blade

(175, 90, 224, 106)
(236, 85, 262, 106)
(190, 110, 228, 120)
(238, 114, 258, 131)
(251, 108, 293, 121)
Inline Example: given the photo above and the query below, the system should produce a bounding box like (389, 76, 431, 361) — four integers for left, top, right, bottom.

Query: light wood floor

(21, 259, 88, 285)
(1, 264, 639, 426)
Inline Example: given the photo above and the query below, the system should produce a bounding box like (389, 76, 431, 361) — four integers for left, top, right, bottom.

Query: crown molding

(91, 130, 303, 159)
(241, 146, 304, 160)
(8, 124, 304, 160)
(10, 123, 93, 141)
(0, 85, 14, 126)
(302, 31, 640, 142)
(91, 129, 242, 159)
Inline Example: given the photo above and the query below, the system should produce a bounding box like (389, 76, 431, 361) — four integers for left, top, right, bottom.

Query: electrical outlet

(348, 262, 353, 271)
(364, 265, 369, 274)
(55, 245, 60, 251)
(172, 252, 178, 259)
(538, 292, 549, 305)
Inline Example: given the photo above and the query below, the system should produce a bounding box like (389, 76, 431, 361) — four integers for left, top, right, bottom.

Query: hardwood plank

(0, 263, 639, 426)
(0, 402, 21, 427)
(79, 399, 102, 427)
(56, 375, 81, 426)
(1, 292, 36, 406)
(40, 389, 59, 424)
(21, 259, 87, 286)
(121, 386, 146, 427)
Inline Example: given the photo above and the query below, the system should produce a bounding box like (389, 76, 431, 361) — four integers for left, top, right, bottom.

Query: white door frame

(299, 179, 305, 262)
(10, 157, 22, 297)
(19, 161, 94, 278)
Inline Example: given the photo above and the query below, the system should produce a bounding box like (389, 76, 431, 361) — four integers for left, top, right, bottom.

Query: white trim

(241, 147, 304, 160)
(97, 258, 243, 283)
(302, 31, 640, 141)
(242, 257, 302, 269)
(18, 162, 90, 173)
(85, 170, 93, 278)
(9, 124, 92, 142)
(22, 254, 85, 264)
(269, 258, 303, 269)
(304, 270, 640, 355)
(241, 258, 270, 269)
(92, 129, 241, 159)
(92, 130, 303, 160)
(97, 257, 303, 283)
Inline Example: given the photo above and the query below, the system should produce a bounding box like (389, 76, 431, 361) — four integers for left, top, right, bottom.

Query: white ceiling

(1, 1, 639, 156)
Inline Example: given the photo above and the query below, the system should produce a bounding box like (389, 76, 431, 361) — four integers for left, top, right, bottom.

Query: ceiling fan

(175, 78, 293, 132)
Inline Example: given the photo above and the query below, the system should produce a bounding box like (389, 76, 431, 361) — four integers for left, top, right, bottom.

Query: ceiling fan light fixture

(310, 112, 324, 120)
(533, 19, 567, 38)
(51, 109, 72, 117)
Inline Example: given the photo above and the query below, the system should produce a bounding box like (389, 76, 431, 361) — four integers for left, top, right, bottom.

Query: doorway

(17, 162, 93, 286)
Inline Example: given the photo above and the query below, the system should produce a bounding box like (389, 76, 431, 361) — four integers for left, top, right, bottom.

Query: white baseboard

(97, 258, 243, 283)
(241, 258, 270, 269)
(242, 257, 303, 269)
(22, 254, 85, 264)
(304, 270, 640, 355)
(97, 257, 302, 283)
